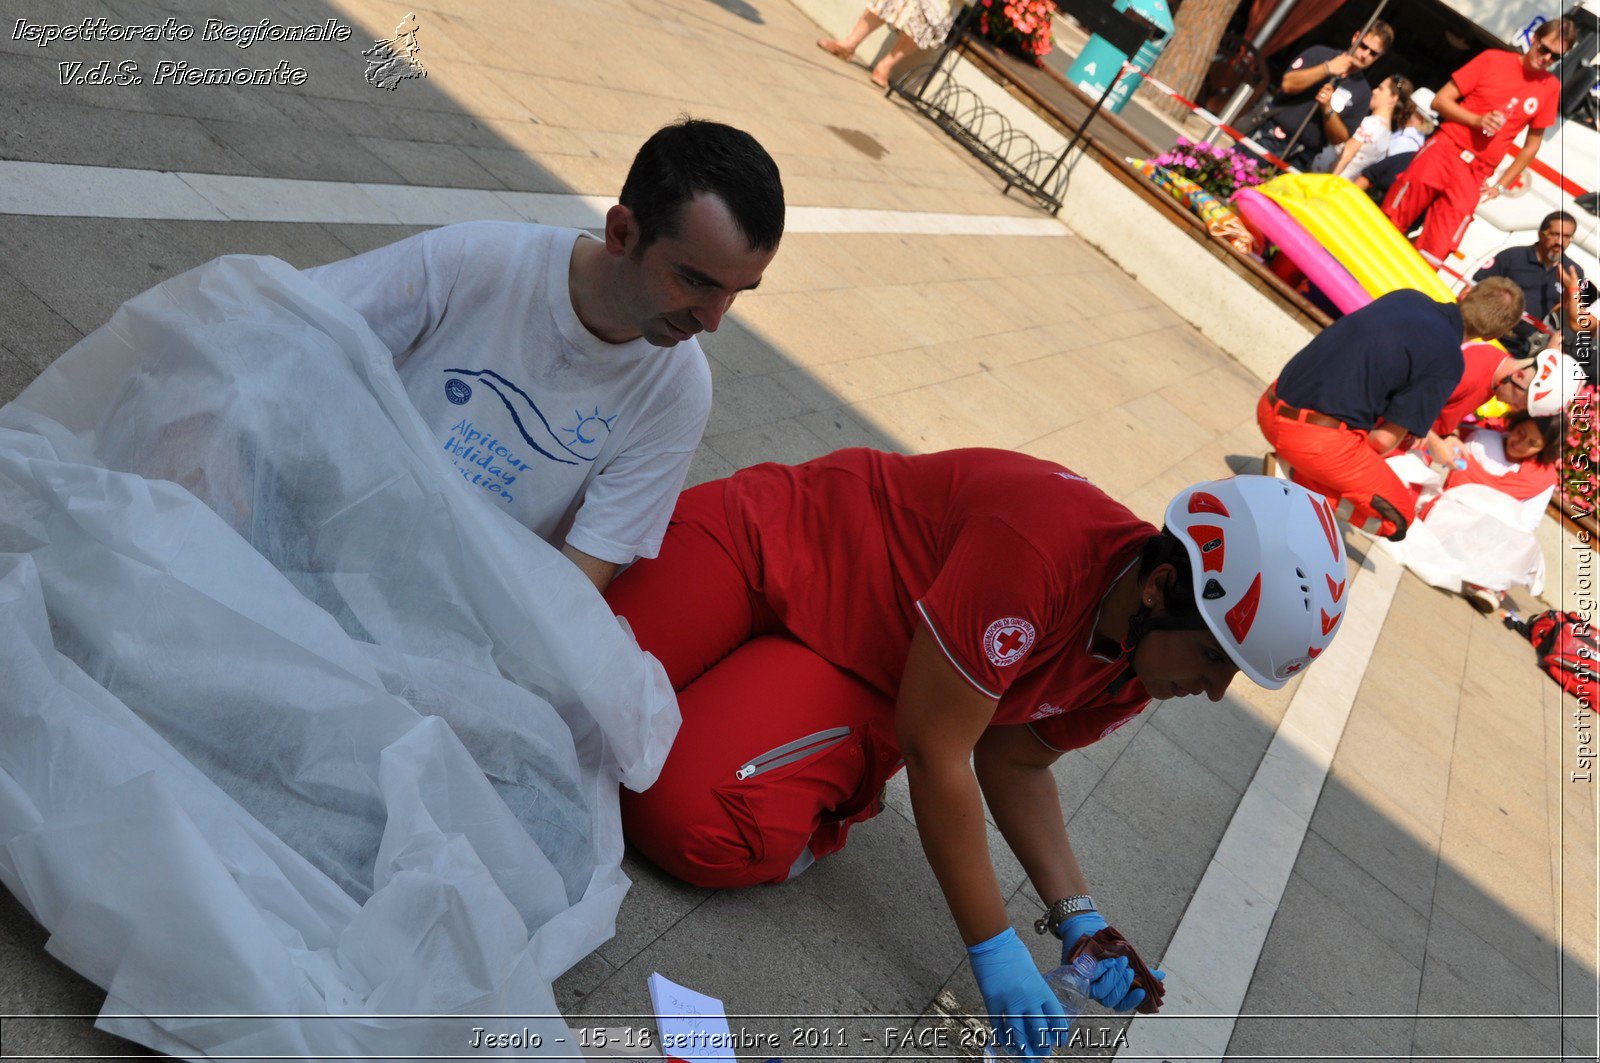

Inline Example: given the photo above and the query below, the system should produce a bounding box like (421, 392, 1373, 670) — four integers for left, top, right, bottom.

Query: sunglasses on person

(1354, 42, 1385, 57)
(1531, 40, 1565, 60)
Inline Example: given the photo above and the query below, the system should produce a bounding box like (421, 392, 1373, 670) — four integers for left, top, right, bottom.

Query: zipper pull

(735, 763, 755, 780)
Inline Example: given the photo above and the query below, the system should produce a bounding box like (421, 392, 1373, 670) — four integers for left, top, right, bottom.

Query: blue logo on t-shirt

(444, 378, 472, 405)
(442, 368, 617, 465)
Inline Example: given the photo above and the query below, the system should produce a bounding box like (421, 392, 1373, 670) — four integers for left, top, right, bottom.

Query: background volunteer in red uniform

(1382, 17, 1573, 265)
(1258, 280, 1524, 540)
(605, 448, 1349, 1060)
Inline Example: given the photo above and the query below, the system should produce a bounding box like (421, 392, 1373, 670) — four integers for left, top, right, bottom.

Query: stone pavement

(0, 1, 1594, 1060)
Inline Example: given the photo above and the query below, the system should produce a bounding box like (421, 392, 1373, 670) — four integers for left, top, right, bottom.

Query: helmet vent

(1295, 567, 1306, 579)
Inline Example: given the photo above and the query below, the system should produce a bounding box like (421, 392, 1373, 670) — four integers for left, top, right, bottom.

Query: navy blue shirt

(1276, 289, 1464, 435)
(1473, 244, 1585, 357)
(1360, 150, 1417, 205)
(1262, 45, 1374, 155)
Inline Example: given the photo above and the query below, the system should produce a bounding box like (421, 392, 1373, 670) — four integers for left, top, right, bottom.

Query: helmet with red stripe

(1527, 350, 1586, 418)
(1164, 476, 1349, 689)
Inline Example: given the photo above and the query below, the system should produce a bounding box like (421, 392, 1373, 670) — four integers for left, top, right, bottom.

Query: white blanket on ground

(0, 256, 679, 1060)
(1381, 453, 1551, 595)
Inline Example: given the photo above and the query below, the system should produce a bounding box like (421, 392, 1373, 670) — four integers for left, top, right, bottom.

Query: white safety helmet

(1527, 349, 1587, 417)
(1164, 476, 1350, 689)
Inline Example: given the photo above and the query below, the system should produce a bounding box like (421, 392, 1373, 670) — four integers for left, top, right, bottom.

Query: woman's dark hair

(1386, 75, 1415, 132)
(619, 118, 785, 252)
(1137, 528, 1200, 621)
(1504, 410, 1563, 466)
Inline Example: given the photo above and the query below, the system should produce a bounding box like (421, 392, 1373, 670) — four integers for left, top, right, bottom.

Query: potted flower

(1149, 135, 1268, 200)
(977, 0, 1056, 66)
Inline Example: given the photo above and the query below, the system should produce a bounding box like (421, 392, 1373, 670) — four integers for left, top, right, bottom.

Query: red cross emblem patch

(984, 617, 1036, 667)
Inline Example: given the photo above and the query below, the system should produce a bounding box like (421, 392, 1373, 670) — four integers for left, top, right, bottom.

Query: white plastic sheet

(0, 256, 680, 1059)
(1382, 454, 1550, 595)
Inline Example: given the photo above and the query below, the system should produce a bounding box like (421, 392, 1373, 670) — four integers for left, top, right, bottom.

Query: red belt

(1266, 385, 1348, 430)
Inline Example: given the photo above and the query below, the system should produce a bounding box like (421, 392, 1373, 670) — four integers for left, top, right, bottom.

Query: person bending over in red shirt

(1423, 345, 1586, 468)
(605, 449, 1351, 1060)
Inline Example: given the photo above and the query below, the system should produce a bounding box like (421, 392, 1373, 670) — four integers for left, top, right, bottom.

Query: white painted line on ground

(1122, 542, 1404, 1062)
(0, 161, 227, 222)
(0, 160, 1067, 236)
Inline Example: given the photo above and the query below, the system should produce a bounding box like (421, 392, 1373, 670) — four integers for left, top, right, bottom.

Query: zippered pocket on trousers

(734, 726, 852, 780)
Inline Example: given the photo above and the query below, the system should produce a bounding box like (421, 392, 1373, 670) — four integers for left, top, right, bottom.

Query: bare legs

(818, 12, 922, 89)
(870, 34, 919, 87)
(817, 11, 885, 60)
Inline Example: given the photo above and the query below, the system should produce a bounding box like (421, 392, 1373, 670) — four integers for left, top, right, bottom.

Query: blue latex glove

(1058, 912, 1166, 1013)
(967, 927, 1070, 1060)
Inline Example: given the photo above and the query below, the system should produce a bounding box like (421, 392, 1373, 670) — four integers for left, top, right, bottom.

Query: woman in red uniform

(606, 448, 1350, 1059)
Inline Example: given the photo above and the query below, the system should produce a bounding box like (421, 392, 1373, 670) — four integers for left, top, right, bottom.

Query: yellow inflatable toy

(1256, 172, 1455, 303)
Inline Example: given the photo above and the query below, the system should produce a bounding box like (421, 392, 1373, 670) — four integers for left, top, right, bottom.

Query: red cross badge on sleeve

(984, 617, 1036, 667)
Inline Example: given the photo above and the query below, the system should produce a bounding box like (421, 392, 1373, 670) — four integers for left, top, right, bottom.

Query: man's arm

(1367, 421, 1409, 455)
(1483, 127, 1546, 199)
(1316, 82, 1354, 146)
(973, 724, 1088, 908)
(1428, 81, 1486, 131)
(561, 543, 621, 593)
(1281, 50, 1351, 95)
(1421, 428, 1465, 466)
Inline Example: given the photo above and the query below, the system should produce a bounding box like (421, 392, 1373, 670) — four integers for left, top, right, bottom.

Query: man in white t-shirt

(307, 120, 785, 591)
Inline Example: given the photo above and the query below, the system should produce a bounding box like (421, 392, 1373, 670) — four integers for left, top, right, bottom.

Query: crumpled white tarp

(0, 256, 680, 1060)
(1382, 453, 1551, 595)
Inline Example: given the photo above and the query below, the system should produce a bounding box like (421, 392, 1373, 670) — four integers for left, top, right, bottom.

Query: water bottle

(980, 953, 1100, 1058)
(1044, 950, 1101, 1017)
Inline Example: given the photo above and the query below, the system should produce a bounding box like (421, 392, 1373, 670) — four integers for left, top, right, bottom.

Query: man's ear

(602, 204, 638, 257)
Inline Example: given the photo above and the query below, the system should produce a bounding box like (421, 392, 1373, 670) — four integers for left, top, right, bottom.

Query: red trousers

(1257, 388, 1414, 540)
(1382, 139, 1490, 264)
(604, 482, 903, 888)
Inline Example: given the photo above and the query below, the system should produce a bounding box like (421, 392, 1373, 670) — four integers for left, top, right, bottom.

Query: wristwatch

(1034, 893, 1096, 937)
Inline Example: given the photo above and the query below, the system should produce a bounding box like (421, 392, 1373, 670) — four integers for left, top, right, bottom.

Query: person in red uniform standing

(605, 449, 1351, 1060)
(1258, 280, 1524, 541)
(1383, 17, 1575, 266)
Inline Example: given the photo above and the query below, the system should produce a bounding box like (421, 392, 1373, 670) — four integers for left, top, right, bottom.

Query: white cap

(1411, 87, 1439, 123)
(1528, 349, 1588, 417)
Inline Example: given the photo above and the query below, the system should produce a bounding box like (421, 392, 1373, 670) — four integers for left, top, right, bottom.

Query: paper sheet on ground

(649, 972, 737, 1063)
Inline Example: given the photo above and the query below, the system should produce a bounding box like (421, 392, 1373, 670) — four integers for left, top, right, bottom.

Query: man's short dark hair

(1536, 17, 1579, 48)
(1362, 21, 1395, 51)
(1541, 210, 1577, 232)
(620, 118, 785, 252)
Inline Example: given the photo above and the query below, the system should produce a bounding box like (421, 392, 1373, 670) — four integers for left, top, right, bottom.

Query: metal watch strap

(1033, 894, 1096, 936)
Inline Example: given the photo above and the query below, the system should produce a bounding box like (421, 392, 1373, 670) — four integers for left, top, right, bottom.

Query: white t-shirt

(306, 222, 711, 564)
(1333, 114, 1392, 179)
